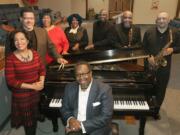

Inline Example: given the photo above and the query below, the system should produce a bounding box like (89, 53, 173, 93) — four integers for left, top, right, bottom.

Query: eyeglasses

(23, 17, 35, 20)
(75, 71, 91, 78)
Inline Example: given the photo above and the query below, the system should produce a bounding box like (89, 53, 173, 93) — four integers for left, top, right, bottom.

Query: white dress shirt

(77, 80, 92, 133)
(67, 80, 92, 133)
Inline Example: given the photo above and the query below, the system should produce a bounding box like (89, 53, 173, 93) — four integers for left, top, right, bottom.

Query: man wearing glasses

(61, 61, 113, 135)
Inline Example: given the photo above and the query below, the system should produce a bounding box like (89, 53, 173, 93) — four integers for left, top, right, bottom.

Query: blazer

(61, 79, 113, 135)
(33, 27, 61, 64)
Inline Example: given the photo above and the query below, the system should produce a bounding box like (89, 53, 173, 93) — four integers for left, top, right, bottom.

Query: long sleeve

(5, 55, 23, 88)
(172, 29, 180, 53)
(93, 24, 114, 47)
(59, 28, 69, 53)
(37, 53, 46, 76)
(79, 28, 89, 47)
(46, 31, 62, 59)
(60, 83, 76, 123)
(133, 27, 142, 47)
(142, 31, 151, 54)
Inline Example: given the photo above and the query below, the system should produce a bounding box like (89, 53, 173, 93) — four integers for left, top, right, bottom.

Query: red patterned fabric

(46, 26, 69, 64)
(5, 50, 45, 127)
(23, 0, 38, 5)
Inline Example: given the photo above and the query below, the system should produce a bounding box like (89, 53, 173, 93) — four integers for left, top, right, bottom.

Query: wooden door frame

(175, 0, 180, 18)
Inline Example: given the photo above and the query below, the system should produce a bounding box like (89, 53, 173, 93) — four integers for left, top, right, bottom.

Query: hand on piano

(148, 55, 155, 66)
(84, 44, 94, 50)
(57, 57, 68, 65)
(72, 43, 80, 51)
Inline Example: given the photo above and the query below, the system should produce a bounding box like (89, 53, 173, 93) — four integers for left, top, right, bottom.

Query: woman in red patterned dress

(42, 13, 69, 64)
(5, 30, 46, 135)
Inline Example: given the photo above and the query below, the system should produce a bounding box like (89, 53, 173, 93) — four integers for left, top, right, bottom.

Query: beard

(80, 83, 89, 90)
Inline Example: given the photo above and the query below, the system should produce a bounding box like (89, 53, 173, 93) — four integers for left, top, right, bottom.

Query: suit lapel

(33, 27, 40, 52)
(73, 83, 79, 118)
(86, 80, 98, 118)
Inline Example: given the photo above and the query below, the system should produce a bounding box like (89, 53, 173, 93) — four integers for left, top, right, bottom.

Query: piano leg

(51, 117, 58, 132)
(139, 117, 146, 135)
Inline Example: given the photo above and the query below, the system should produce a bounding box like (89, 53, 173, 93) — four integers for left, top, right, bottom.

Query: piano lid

(49, 48, 149, 69)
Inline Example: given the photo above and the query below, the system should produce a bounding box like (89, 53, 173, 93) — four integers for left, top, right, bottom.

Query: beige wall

(37, 0, 71, 17)
(0, 0, 24, 6)
(88, 0, 109, 13)
(1, 0, 178, 23)
(71, 0, 86, 18)
(133, 0, 178, 24)
(37, 0, 109, 18)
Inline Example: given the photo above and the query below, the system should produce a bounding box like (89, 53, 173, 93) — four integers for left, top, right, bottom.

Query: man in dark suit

(112, 10, 142, 48)
(61, 61, 113, 135)
(5, 8, 67, 65)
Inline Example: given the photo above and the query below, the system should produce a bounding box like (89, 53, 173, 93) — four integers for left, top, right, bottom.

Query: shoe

(38, 114, 45, 122)
(154, 114, 161, 120)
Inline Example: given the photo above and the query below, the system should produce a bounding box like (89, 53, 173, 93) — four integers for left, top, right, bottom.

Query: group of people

(4, 7, 180, 135)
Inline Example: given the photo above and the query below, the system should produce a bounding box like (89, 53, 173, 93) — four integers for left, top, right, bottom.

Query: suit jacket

(5, 27, 61, 64)
(61, 79, 113, 135)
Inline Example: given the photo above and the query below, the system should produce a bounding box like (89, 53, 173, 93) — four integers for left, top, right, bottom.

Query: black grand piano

(40, 48, 159, 135)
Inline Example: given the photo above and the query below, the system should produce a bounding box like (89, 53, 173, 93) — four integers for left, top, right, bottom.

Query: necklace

(19, 51, 30, 62)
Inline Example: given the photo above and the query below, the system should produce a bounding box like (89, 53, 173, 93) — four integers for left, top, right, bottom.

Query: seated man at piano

(112, 10, 142, 48)
(61, 61, 113, 135)
(85, 9, 114, 50)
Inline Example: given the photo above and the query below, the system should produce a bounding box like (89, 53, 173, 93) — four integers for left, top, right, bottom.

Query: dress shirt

(78, 80, 92, 133)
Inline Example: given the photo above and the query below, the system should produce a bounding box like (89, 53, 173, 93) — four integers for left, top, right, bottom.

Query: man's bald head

(99, 9, 108, 21)
(156, 12, 170, 29)
(122, 10, 133, 28)
(122, 11, 133, 18)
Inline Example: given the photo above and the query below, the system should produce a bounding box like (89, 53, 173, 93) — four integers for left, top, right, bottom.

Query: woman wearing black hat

(65, 14, 89, 52)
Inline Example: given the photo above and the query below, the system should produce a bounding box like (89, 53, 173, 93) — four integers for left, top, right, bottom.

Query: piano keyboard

(114, 99, 149, 110)
(49, 98, 62, 108)
(48, 98, 149, 110)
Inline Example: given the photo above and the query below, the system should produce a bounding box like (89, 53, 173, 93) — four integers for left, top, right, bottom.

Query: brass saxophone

(128, 28, 133, 47)
(150, 29, 173, 70)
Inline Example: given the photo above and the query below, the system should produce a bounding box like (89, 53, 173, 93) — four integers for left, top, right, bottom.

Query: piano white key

(113, 99, 149, 110)
(49, 98, 62, 108)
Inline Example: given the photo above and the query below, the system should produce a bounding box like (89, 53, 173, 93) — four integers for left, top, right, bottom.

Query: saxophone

(150, 29, 173, 70)
(128, 28, 133, 47)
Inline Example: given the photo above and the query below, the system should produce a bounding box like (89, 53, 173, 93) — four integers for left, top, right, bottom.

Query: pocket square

(93, 102, 101, 107)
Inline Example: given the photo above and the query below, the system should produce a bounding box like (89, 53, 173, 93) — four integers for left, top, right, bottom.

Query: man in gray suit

(61, 61, 113, 135)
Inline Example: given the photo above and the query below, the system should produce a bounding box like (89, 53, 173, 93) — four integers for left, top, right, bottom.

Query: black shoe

(111, 122, 119, 135)
(38, 114, 45, 122)
(53, 125, 58, 132)
(154, 114, 161, 120)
